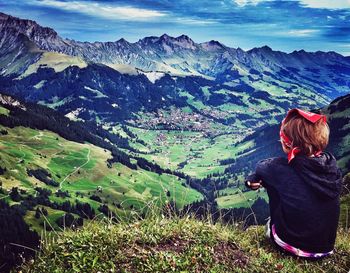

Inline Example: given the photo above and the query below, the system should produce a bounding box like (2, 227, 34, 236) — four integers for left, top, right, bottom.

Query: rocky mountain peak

(176, 34, 194, 43)
(201, 40, 225, 51)
(248, 45, 273, 54)
(0, 12, 64, 52)
(0, 12, 10, 20)
(117, 38, 128, 44)
(159, 33, 171, 41)
(137, 33, 197, 51)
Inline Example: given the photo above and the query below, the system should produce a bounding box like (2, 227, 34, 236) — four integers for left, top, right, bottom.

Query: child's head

(280, 109, 329, 157)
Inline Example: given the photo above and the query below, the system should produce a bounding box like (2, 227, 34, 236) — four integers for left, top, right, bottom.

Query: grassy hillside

(0, 123, 202, 231)
(20, 51, 87, 78)
(20, 215, 350, 273)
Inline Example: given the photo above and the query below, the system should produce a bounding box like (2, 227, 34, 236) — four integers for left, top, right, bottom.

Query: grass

(127, 125, 246, 178)
(24, 206, 67, 233)
(340, 193, 350, 229)
(0, 105, 10, 116)
(0, 124, 203, 231)
(119, 78, 331, 180)
(216, 189, 268, 209)
(20, 51, 87, 78)
(20, 214, 350, 273)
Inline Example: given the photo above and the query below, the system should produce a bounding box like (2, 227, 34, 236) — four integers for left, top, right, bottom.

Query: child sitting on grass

(245, 108, 342, 258)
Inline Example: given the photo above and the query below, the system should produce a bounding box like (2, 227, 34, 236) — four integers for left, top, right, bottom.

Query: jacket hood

(291, 152, 342, 199)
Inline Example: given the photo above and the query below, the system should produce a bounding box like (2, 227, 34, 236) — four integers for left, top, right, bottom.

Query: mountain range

(1, 11, 350, 271)
(2, 11, 350, 88)
(0, 12, 349, 135)
(0, 11, 349, 205)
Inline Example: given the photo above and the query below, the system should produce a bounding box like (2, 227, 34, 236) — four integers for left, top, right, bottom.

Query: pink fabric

(271, 224, 333, 258)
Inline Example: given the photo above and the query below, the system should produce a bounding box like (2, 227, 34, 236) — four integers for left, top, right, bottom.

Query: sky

(1, 0, 350, 55)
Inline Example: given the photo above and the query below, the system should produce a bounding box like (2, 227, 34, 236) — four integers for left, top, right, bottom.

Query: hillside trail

(58, 148, 91, 190)
(29, 131, 44, 140)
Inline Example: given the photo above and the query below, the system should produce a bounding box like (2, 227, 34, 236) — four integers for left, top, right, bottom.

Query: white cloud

(176, 18, 218, 25)
(233, 0, 267, 7)
(299, 0, 350, 9)
(32, 0, 167, 20)
(287, 29, 319, 37)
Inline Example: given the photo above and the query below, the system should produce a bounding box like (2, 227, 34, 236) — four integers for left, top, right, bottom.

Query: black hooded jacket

(246, 151, 342, 253)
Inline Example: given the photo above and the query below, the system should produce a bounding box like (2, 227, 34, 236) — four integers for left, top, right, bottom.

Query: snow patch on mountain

(65, 108, 84, 121)
(84, 86, 107, 98)
(162, 43, 174, 54)
(140, 71, 165, 83)
(0, 94, 26, 110)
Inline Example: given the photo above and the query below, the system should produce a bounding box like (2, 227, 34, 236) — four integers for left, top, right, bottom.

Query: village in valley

(131, 107, 240, 136)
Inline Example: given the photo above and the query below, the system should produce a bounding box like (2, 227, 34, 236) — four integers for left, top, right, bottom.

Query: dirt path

(30, 131, 44, 140)
(59, 148, 91, 190)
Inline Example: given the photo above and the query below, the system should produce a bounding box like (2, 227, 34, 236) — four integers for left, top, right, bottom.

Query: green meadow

(124, 125, 249, 179)
(0, 124, 203, 231)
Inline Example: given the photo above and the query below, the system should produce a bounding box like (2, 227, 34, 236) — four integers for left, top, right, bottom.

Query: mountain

(1, 12, 350, 97)
(0, 92, 205, 218)
(1, 11, 350, 197)
(1, 11, 350, 188)
(0, 92, 206, 271)
(1, 11, 350, 272)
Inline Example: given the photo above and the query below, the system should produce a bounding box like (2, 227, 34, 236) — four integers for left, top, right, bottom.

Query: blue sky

(1, 0, 350, 55)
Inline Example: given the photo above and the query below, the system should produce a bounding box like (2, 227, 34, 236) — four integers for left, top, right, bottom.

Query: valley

(0, 122, 202, 231)
(0, 11, 349, 238)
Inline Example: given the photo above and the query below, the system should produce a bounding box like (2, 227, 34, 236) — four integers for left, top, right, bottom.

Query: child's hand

(246, 180, 262, 190)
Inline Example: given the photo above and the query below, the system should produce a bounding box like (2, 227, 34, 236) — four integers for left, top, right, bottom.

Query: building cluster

(136, 108, 212, 132)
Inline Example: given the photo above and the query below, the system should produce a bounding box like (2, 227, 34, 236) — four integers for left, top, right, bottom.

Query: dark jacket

(246, 152, 342, 253)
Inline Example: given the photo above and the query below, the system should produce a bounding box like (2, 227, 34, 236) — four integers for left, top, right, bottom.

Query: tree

(42, 207, 48, 216)
(0, 200, 39, 272)
(56, 213, 75, 228)
(35, 207, 41, 219)
(10, 187, 21, 202)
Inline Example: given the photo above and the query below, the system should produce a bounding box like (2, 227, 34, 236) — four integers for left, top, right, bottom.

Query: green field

(120, 125, 252, 179)
(0, 105, 9, 116)
(0, 124, 203, 230)
(216, 189, 268, 209)
(116, 79, 327, 182)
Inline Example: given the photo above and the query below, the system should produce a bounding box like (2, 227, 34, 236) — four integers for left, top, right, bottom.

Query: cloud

(287, 29, 319, 37)
(299, 0, 350, 10)
(323, 26, 350, 41)
(175, 18, 218, 25)
(233, 0, 267, 7)
(31, 0, 167, 20)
